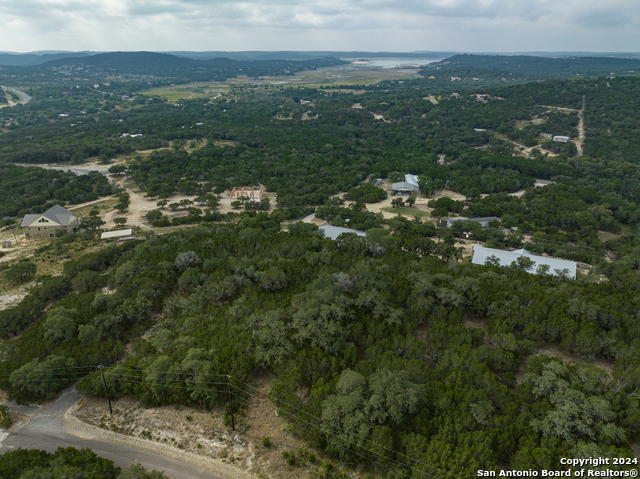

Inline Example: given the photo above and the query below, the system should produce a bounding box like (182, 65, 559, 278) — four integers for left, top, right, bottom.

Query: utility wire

(225, 389, 417, 479)
(229, 375, 463, 479)
(1, 366, 459, 479)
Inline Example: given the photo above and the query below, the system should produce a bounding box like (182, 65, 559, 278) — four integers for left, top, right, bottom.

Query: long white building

(471, 246, 577, 279)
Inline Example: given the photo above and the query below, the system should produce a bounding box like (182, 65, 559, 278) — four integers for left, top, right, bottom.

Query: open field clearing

(141, 65, 421, 100)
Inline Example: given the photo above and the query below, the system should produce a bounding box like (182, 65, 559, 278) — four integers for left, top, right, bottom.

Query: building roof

(21, 204, 76, 227)
(447, 216, 499, 224)
(471, 246, 577, 279)
(101, 229, 133, 239)
(404, 174, 419, 187)
(392, 181, 418, 192)
(319, 225, 366, 240)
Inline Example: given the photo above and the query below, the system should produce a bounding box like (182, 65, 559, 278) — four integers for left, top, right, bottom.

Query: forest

(1, 55, 640, 478)
(0, 222, 638, 477)
(0, 165, 115, 218)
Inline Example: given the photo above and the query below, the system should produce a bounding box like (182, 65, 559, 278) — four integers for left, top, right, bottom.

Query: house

(446, 217, 499, 228)
(21, 205, 78, 241)
(230, 186, 265, 202)
(392, 174, 420, 196)
(471, 246, 577, 279)
(404, 174, 419, 188)
(392, 182, 419, 196)
(553, 136, 570, 143)
(319, 225, 366, 240)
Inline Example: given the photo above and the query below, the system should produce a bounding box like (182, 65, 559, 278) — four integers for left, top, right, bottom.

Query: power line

(2, 366, 459, 479)
(229, 375, 463, 479)
(225, 389, 416, 479)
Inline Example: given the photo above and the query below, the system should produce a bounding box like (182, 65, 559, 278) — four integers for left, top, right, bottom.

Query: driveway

(0, 388, 222, 479)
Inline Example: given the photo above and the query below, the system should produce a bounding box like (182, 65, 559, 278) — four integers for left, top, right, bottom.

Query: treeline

(0, 446, 168, 478)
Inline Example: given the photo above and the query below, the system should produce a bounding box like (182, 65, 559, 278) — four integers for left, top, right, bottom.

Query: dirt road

(574, 95, 586, 157)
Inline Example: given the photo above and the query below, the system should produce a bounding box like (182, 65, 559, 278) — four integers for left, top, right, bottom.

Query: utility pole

(227, 375, 235, 431)
(99, 366, 113, 415)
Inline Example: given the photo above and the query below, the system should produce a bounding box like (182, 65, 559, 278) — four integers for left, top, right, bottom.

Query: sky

(1, 0, 639, 53)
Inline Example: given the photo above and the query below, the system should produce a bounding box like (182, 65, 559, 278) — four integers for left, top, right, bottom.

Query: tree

(156, 200, 168, 209)
(213, 186, 225, 198)
(80, 215, 105, 231)
(391, 198, 405, 208)
(5, 260, 37, 284)
(115, 203, 128, 213)
(43, 307, 78, 342)
(113, 217, 127, 226)
(108, 165, 127, 175)
(175, 251, 201, 271)
(10, 355, 78, 400)
(405, 196, 416, 207)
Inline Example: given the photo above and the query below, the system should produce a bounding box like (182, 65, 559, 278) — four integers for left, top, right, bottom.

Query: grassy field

(141, 83, 230, 100)
(141, 66, 421, 100)
(381, 206, 430, 219)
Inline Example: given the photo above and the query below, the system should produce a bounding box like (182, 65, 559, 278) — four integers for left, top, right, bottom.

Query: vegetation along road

(0, 388, 225, 479)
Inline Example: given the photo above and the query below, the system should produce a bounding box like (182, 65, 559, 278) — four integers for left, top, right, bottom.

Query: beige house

(230, 186, 265, 202)
(21, 205, 78, 241)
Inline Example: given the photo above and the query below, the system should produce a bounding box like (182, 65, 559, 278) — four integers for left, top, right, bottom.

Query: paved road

(1, 86, 32, 105)
(0, 388, 221, 479)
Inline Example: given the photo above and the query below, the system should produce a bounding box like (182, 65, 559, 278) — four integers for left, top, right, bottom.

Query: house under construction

(230, 186, 265, 202)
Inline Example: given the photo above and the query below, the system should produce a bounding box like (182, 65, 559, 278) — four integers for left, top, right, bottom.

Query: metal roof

(319, 225, 366, 240)
(392, 181, 418, 191)
(21, 204, 76, 227)
(404, 174, 419, 187)
(101, 229, 133, 239)
(471, 246, 577, 279)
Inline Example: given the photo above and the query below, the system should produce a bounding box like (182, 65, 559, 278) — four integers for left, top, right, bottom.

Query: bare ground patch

(71, 378, 365, 479)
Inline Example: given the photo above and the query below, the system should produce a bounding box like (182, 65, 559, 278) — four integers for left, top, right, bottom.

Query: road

(1, 86, 32, 105)
(15, 163, 111, 176)
(0, 388, 222, 479)
(575, 95, 586, 157)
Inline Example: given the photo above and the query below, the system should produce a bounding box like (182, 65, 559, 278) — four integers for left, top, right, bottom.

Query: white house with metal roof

(446, 217, 500, 228)
(471, 246, 577, 279)
(391, 174, 420, 196)
(21, 204, 78, 241)
(319, 225, 367, 240)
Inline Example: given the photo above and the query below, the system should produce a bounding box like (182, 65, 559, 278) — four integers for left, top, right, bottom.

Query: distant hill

(169, 51, 454, 61)
(426, 54, 640, 78)
(0, 51, 349, 83)
(0, 52, 91, 67)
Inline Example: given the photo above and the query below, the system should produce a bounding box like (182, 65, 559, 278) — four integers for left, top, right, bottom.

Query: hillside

(0, 52, 349, 83)
(428, 54, 640, 78)
(0, 51, 91, 67)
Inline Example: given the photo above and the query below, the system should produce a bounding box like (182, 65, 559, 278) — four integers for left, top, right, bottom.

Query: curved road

(1, 86, 32, 105)
(0, 388, 222, 478)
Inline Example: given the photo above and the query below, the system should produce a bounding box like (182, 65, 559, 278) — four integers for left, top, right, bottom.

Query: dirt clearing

(72, 378, 368, 479)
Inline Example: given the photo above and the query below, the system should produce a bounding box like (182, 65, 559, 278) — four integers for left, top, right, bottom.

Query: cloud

(0, 0, 638, 52)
